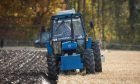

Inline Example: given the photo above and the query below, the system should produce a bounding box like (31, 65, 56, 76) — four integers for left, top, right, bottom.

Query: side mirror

(89, 21, 94, 29)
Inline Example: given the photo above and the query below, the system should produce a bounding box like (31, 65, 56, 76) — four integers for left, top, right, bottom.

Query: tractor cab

(50, 11, 86, 55)
(51, 13, 86, 42)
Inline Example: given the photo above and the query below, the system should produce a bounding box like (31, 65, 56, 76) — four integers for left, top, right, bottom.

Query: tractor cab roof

(51, 9, 82, 20)
(57, 9, 76, 15)
(51, 13, 82, 20)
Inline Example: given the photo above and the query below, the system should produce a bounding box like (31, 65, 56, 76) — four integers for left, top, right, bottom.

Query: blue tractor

(44, 10, 102, 83)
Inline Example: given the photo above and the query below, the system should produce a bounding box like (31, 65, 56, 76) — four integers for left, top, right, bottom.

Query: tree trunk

(129, 0, 136, 35)
(77, 0, 81, 12)
(64, 0, 71, 9)
(33, 12, 42, 25)
(102, 0, 105, 49)
(83, 0, 86, 23)
(114, 1, 121, 42)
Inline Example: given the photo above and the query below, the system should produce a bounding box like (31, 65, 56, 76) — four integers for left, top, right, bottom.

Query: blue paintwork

(44, 13, 94, 72)
(62, 41, 77, 51)
(60, 54, 83, 71)
(45, 41, 53, 56)
(86, 37, 92, 49)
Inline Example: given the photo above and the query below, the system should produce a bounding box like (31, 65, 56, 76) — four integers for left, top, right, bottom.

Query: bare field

(58, 50, 140, 84)
(0, 48, 140, 84)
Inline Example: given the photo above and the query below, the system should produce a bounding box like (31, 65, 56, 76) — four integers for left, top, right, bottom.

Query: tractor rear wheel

(92, 41, 102, 72)
(84, 49, 95, 74)
(47, 55, 58, 84)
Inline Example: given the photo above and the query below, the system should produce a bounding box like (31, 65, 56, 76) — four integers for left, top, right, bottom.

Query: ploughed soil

(0, 48, 49, 84)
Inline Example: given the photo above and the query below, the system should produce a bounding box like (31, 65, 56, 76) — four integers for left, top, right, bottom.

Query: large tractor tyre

(92, 41, 102, 72)
(84, 49, 95, 74)
(47, 55, 58, 84)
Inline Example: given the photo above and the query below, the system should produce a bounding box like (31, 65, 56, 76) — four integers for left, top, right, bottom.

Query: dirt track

(0, 48, 140, 84)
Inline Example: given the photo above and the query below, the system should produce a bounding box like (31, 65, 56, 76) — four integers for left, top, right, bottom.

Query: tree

(129, 0, 136, 37)
(0, 0, 140, 45)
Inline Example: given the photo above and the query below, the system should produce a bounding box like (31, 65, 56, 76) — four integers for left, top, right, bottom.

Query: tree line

(0, 0, 140, 45)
